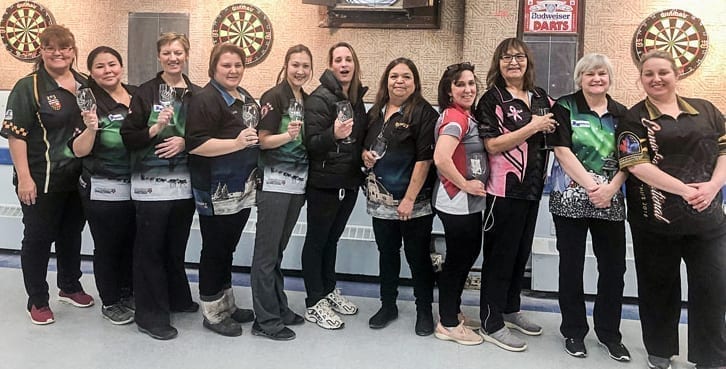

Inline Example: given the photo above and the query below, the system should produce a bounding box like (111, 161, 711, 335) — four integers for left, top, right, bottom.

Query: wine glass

(159, 83, 176, 125)
(537, 107, 553, 150)
(75, 88, 96, 112)
(369, 135, 388, 160)
(242, 103, 260, 147)
(336, 100, 355, 144)
(467, 152, 487, 182)
(288, 99, 304, 140)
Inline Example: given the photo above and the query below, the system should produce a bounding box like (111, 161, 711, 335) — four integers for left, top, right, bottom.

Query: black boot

(368, 304, 398, 329)
(415, 306, 434, 336)
(201, 293, 242, 337)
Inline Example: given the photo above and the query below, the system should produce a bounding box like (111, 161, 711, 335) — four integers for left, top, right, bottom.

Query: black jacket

(304, 69, 368, 189)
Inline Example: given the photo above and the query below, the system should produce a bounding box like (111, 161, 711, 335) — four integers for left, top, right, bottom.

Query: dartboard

(212, 4, 273, 67)
(0, 1, 55, 62)
(633, 9, 708, 78)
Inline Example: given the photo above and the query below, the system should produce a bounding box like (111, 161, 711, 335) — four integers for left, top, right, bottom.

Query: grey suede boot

(223, 287, 255, 323)
(201, 292, 242, 337)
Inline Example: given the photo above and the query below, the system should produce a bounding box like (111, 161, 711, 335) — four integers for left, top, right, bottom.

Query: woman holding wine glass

(1, 24, 92, 325)
(251, 44, 313, 340)
(120, 32, 201, 340)
(474, 38, 556, 352)
(302, 42, 368, 330)
(431, 62, 486, 346)
(361, 57, 439, 335)
(186, 42, 258, 337)
(70, 46, 137, 325)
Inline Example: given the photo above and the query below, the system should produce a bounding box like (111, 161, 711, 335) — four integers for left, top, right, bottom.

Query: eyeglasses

(42, 46, 73, 54)
(500, 54, 527, 63)
(446, 62, 475, 72)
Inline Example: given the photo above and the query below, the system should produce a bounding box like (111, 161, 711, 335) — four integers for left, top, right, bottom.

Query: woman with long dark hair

(361, 57, 438, 335)
(302, 42, 368, 330)
(251, 44, 313, 340)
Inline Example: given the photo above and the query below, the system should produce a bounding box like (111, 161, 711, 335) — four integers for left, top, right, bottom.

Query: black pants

(20, 190, 85, 309)
(372, 214, 435, 308)
(133, 199, 195, 329)
(437, 210, 482, 327)
(302, 187, 357, 307)
(631, 226, 726, 367)
(252, 191, 305, 333)
(480, 196, 538, 333)
(80, 186, 134, 306)
(553, 215, 625, 343)
(198, 208, 251, 298)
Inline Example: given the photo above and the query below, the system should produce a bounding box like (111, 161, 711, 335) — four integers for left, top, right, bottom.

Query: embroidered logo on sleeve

(4, 109, 12, 120)
(618, 132, 641, 157)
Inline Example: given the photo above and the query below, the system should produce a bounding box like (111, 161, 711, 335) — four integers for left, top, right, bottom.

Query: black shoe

(251, 321, 296, 341)
(599, 340, 631, 362)
(415, 308, 434, 336)
(172, 301, 199, 313)
(203, 317, 242, 337)
(368, 305, 398, 329)
(283, 312, 305, 326)
(138, 324, 178, 340)
(230, 308, 255, 323)
(565, 338, 587, 358)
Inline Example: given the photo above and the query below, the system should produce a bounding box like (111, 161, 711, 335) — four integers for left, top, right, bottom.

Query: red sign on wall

(523, 0, 578, 34)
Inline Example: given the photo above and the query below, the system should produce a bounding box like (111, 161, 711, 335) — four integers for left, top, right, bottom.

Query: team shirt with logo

(69, 83, 136, 201)
(616, 96, 726, 235)
(547, 90, 626, 221)
(186, 81, 258, 216)
(363, 102, 438, 219)
(257, 80, 308, 194)
(1, 67, 86, 193)
(475, 85, 553, 201)
(432, 105, 487, 215)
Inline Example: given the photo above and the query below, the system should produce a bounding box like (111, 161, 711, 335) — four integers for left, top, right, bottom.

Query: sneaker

(58, 290, 94, 308)
(230, 308, 255, 323)
(564, 338, 587, 358)
(647, 355, 672, 369)
(102, 304, 134, 325)
(325, 288, 358, 315)
(28, 305, 55, 325)
(282, 312, 305, 326)
(138, 324, 178, 340)
(251, 321, 296, 341)
(503, 312, 542, 336)
(600, 340, 631, 362)
(434, 322, 483, 346)
(369, 305, 398, 329)
(305, 299, 343, 330)
(457, 312, 481, 331)
(481, 326, 528, 352)
(415, 308, 434, 336)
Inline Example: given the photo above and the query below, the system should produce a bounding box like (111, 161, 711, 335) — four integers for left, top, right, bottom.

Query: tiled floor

(0, 254, 694, 369)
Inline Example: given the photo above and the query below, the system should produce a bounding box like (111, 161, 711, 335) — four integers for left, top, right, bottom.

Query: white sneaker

(325, 288, 358, 315)
(305, 299, 344, 330)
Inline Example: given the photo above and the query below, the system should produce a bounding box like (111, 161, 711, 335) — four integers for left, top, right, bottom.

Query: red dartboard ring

(211, 4, 273, 67)
(632, 9, 708, 79)
(0, 1, 55, 62)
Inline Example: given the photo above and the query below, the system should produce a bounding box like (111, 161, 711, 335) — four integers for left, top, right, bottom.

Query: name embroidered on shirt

(571, 120, 590, 128)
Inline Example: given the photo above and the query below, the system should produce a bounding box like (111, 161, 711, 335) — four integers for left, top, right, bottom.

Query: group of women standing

(2, 24, 724, 369)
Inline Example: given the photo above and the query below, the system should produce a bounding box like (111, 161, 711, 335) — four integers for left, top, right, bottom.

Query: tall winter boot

(201, 292, 242, 337)
(223, 287, 255, 323)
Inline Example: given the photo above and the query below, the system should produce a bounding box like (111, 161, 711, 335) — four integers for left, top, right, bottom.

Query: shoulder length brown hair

(369, 57, 425, 124)
(485, 37, 536, 91)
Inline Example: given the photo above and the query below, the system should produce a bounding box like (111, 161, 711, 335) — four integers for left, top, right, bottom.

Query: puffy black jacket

(304, 69, 368, 189)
